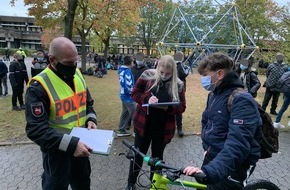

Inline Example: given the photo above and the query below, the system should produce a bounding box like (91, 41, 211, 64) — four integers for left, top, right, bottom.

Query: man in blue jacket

(116, 55, 135, 137)
(184, 53, 261, 190)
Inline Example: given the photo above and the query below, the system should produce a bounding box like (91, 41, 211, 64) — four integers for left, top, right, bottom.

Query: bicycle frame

(123, 140, 280, 190)
(150, 172, 207, 190)
(123, 140, 208, 190)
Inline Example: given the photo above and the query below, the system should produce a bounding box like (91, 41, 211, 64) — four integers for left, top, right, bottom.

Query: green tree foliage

(92, 0, 141, 59)
(136, 0, 175, 56)
(74, 0, 103, 72)
(11, 0, 77, 40)
(235, 0, 290, 62)
(9, 0, 290, 64)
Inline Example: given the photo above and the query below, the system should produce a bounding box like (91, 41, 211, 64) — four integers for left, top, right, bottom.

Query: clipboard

(142, 102, 180, 107)
(70, 127, 114, 155)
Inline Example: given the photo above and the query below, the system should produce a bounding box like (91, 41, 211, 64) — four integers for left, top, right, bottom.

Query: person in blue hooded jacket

(183, 53, 261, 190)
(116, 55, 135, 137)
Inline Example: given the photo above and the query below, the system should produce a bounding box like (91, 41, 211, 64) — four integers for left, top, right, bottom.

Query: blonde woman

(126, 55, 186, 190)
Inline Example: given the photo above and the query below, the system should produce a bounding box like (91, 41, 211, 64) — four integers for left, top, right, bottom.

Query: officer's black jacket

(9, 60, 28, 87)
(25, 66, 97, 153)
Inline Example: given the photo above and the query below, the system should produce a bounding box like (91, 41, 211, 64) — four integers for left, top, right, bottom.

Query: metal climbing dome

(156, 0, 258, 69)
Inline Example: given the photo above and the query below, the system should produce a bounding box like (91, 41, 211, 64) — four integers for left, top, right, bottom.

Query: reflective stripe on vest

(32, 68, 87, 129)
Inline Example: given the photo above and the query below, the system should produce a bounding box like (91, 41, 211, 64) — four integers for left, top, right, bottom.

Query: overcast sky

(0, 0, 289, 17)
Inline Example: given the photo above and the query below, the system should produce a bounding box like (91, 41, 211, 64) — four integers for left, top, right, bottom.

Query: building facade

(0, 15, 156, 56)
(0, 15, 89, 52)
(0, 15, 42, 50)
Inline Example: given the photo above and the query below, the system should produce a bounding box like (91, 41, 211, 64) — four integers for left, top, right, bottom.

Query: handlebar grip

(193, 172, 207, 181)
(122, 139, 133, 148)
(122, 140, 146, 158)
(180, 167, 207, 182)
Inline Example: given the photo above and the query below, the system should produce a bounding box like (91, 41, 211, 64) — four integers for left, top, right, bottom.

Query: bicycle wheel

(243, 179, 280, 190)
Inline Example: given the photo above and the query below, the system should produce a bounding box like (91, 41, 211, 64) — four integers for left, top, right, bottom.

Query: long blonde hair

(141, 55, 183, 102)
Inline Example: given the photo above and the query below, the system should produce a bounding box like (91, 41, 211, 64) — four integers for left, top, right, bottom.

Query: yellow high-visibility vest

(32, 67, 87, 129)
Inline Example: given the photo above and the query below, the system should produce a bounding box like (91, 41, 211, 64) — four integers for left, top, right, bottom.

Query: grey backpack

(277, 71, 290, 93)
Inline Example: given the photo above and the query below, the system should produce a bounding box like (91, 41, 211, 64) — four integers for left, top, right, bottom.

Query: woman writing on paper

(125, 55, 186, 190)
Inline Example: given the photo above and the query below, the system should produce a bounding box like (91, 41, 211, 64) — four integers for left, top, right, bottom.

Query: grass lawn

(0, 70, 289, 143)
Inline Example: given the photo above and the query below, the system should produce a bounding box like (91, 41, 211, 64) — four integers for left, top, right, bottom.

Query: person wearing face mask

(125, 55, 186, 190)
(131, 52, 149, 83)
(9, 53, 29, 111)
(236, 59, 261, 98)
(31, 50, 48, 77)
(261, 53, 288, 115)
(25, 37, 97, 190)
(183, 52, 261, 190)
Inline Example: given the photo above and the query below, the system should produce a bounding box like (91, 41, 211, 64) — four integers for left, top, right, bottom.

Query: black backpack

(228, 88, 279, 159)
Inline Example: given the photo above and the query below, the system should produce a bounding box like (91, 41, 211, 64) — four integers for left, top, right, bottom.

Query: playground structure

(156, 1, 258, 70)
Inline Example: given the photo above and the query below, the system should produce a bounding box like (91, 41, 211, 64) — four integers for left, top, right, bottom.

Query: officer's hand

(87, 121, 97, 129)
(74, 142, 92, 157)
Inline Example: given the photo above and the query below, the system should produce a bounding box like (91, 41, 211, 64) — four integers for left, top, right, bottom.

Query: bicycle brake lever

(126, 149, 136, 160)
(166, 169, 181, 182)
(118, 149, 135, 160)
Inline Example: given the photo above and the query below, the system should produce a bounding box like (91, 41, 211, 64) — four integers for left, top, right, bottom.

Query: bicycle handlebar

(122, 139, 207, 182)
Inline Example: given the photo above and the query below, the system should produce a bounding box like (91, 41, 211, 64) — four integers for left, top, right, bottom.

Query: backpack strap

(227, 87, 247, 112)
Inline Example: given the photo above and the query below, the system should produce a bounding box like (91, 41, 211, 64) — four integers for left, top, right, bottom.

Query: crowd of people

(0, 37, 289, 190)
(111, 50, 289, 190)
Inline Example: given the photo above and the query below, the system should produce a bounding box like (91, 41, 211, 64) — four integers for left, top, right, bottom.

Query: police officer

(25, 37, 97, 190)
(16, 47, 27, 63)
(9, 53, 28, 110)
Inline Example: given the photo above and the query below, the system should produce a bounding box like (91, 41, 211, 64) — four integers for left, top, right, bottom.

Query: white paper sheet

(70, 128, 114, 155)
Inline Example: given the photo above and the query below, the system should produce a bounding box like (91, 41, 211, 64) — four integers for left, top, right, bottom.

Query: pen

(148, 92, 155, 115)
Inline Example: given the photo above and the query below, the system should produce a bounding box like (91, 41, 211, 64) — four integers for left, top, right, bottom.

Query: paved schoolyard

(0, 132, 289, 190)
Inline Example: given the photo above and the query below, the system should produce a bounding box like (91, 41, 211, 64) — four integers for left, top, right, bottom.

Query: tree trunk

(80, 34, 87, 73)
(146, 44, 151, 56)
(146, 47, 151, 56)
(103, 36, 111, 60)
(64, 0, 78, 39)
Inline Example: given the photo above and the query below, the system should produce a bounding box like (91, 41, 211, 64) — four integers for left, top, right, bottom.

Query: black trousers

(261, 88, 280, 112)
(42, 150, 91, 190)
(127, 128, 166, 184)
(11, 84, 24, 107)
(176, 113, 183, 129)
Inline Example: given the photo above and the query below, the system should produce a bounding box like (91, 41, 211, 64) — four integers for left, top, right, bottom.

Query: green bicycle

(122, 140, 280, 190)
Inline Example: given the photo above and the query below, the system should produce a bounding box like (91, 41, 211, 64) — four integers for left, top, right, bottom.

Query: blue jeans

(275, 92, 290, 122)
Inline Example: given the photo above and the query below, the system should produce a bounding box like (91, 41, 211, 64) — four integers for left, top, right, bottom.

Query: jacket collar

(214, 71, 244, 94)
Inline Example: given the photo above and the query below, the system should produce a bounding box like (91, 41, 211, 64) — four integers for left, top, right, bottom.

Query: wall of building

(0, 15, 156, 57)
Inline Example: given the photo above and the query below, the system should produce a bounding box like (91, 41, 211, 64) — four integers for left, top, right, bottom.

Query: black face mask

(55, 62, 76, 79)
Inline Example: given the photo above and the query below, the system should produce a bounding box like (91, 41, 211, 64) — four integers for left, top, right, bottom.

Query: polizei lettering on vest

(55, 91, 87, 117)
